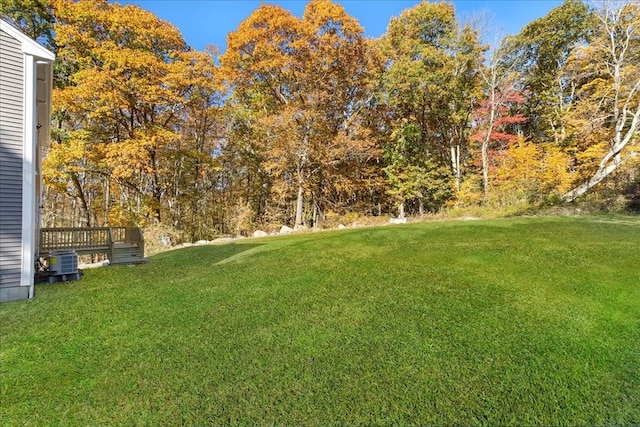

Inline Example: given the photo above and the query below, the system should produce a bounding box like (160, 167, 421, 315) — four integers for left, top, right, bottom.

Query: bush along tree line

(2, 0, 639, 241)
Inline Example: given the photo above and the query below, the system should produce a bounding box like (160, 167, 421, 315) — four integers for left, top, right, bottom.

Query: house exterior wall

(0, 28, 27, 302)
(0, 21, 54, 303)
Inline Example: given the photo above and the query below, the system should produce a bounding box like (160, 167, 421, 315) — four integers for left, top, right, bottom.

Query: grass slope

(1, 216, 639, 426)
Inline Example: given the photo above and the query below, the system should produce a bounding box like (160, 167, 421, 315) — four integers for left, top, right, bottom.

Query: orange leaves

(54, 0, 187, 114)
(170, 49, 223, 95)
(42, 128, 96, 195)
(48, 0, 227, 223)
(43, 135, 85, 177)
(221, 0, 373, 111)
(303, 0, 364, 46)
(54, 0, 185, 55)
(222, 4, 301, 86)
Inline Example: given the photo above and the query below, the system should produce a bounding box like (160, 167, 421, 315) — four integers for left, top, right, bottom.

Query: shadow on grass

(151, 242, 265, 266)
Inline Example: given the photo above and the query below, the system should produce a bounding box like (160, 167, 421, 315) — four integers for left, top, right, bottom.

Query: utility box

(48, 251, 79, 283)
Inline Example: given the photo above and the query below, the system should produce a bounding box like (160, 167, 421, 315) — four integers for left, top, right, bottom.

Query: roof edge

(0, 19, 55, 61)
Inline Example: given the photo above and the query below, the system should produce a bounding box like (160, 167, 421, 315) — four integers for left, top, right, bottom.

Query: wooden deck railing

(39, 227, 145, 264)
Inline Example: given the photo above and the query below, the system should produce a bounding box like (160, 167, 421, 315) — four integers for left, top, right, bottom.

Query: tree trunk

(294, 132, 309, 227)
(563, 83, 639, 201)
(104, 178, 110, 225)
(150, 149, 162, 223)
(482, 94, 496, 197)
(71, 174, 91, 227)
(562, 156, 622, 202)
(481, 139, 490, 197)
(295, 182, 304, 227)
(398, 200, 405, 219)
(312, 203, 317, 228)
(450, 140, 461, 191)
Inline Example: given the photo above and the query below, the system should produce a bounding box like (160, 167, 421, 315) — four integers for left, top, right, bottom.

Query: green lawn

(1, 216, 639, 426)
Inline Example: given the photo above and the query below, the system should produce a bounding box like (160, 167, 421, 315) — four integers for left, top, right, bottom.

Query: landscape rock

(253, 230, 268, 238)
(389, 217, 407, 224)
(280, 225, 294, 235)
(338, 224, 346, 229)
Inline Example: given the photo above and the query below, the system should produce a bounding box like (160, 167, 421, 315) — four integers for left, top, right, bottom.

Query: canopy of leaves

(221, 0, 382, 226)
(37, 0, 640, 234)
(379, 1, 483, 209)
(47, 0, 224, 226)
(504, 0, 597, 144)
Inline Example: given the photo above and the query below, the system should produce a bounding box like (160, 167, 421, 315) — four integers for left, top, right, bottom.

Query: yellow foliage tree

(492, 138, 571, 207)
(48, 0, 223, 227)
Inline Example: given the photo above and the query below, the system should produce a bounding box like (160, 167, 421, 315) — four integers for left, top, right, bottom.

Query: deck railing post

(108, 228, 115, 262)
(138, 228, 145, 257)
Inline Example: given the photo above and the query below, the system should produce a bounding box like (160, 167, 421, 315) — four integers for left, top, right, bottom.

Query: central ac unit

(48, 251, 79, 283)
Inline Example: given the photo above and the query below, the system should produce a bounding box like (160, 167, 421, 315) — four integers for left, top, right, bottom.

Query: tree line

(2, 0, 639, 240)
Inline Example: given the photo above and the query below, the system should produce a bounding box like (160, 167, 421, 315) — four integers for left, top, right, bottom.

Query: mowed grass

(1, 216, 639, 426)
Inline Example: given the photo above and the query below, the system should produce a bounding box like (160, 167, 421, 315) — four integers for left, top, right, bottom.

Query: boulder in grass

(338, 224, 346, 229)
(389, 217, 407, 224)
(253, 230, 268, 238)
(280, 225, 294, 235)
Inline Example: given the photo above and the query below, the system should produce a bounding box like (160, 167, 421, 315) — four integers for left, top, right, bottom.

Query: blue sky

(122, 1, 563, 51)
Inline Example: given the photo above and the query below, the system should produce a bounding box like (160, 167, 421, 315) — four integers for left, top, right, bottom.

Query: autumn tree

(221, 0, 381, 227)
(48, 0, 197, 225)
(382, 123, 452, 217)
(471, 19, 526, 197)
(162, 47, 227, 238)
(221, 3, 304, 227)
(472, 85, 526, 198)
(379, 1, 483, 216)
(492, 137, 572, 207)
(504, 0, 595, 145)
(562, 0, 640, 201)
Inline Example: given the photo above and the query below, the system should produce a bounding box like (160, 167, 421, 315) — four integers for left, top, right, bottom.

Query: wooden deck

(39, 227, 146, 265)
